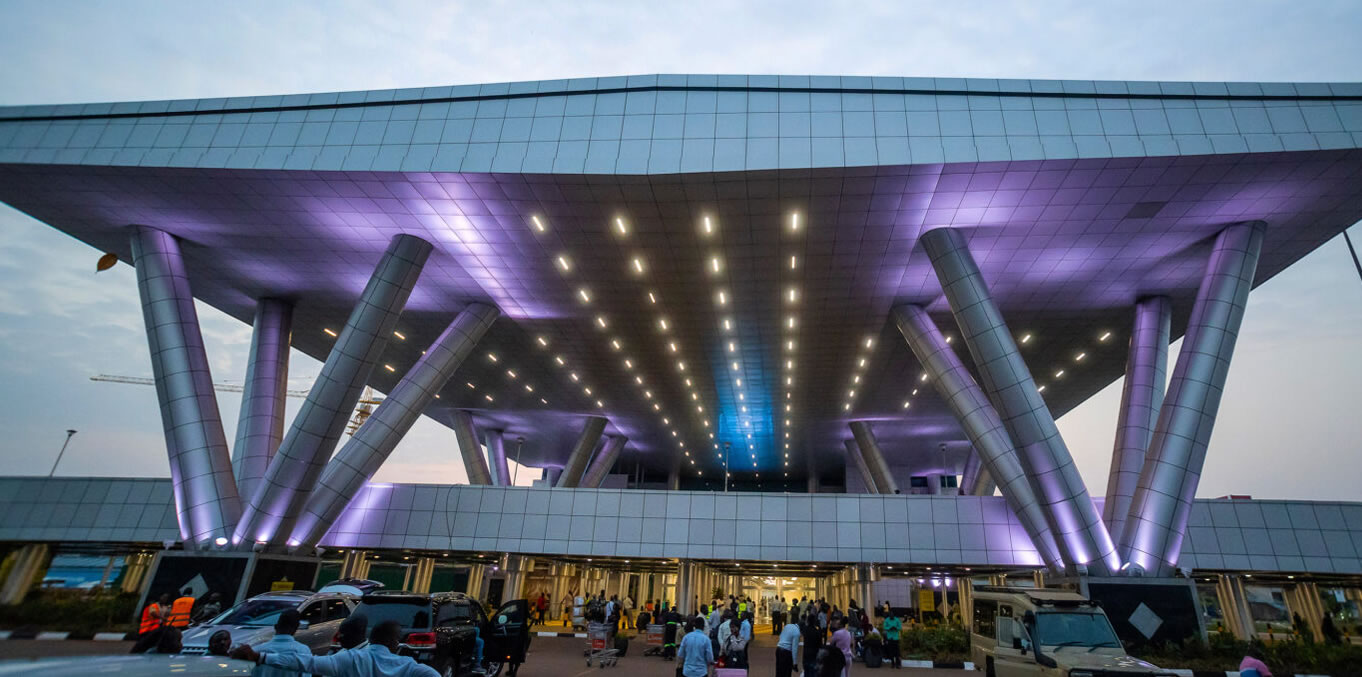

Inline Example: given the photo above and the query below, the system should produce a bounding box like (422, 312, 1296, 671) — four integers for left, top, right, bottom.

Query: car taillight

(406, 632, 436, 649)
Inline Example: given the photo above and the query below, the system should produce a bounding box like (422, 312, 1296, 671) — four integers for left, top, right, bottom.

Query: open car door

(485, 598, 531, 669)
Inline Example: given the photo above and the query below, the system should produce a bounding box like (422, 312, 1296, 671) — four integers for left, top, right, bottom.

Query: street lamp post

(49, 429, 77, 477)
(723, 442, 730, 493)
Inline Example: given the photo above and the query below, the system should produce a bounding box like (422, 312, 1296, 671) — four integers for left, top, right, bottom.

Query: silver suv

(180, 590, 356, 655)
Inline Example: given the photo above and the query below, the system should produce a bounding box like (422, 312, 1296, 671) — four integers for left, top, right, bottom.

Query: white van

(969, 587, 1176, 676)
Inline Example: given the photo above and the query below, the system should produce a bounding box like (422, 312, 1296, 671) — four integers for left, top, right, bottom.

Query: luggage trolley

(586, 622, 619, 667)
(641, 623, 664, 656)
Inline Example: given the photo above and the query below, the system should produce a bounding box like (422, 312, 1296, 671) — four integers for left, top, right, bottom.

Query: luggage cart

(641, 623, 664, 656)
(586, 622, 619, 667)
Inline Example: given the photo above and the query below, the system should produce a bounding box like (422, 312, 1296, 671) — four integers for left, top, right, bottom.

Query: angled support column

(484, 429, 511, 486)
(843, 439, 879, 494)
(234, 234, 431, 546)
(581, 435, 628, 488)
(291, 303, 499, 547)
(131, 226, 242, 546)
(1122, 222, 1266, 575)
(557, 417, 607, 488)
(453, 410, 493, 486)
(1103, 296, 1171, 547)
(849, 422, 900, 494)
(233, 298, 293, 503)
(893, 304, 1063, 571)
(920, 228, 1117, 574)
(959, 451, 997, 496)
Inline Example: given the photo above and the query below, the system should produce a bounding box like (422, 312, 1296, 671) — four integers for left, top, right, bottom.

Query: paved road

(0, 637, 973, 676)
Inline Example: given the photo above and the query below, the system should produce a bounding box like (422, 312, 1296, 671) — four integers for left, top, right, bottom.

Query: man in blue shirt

(234, 619, 439, 677)
(776, 613, 802, 677)
(252, 609, 313, 677)
(676, 618, 714, 677)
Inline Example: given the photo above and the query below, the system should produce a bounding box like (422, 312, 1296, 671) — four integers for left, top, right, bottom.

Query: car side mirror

(298, 620, 310, 630)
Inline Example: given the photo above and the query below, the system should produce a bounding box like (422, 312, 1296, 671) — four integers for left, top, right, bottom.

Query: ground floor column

(0, 544, 49, 605)
(466, 564, 487, 600)
(1122, 222, 1266, 575)
(502, 555, 529, 603)
(410, 557, 435, 594)
(1103, 296, 1171, 547)
(485, 429, 511, 486)
(557, 418, 608, 488)
(120, 553, 154, 594)
(339, 550, 372, 580)
(233, 298, 293, 503)
(1215, 574, 1256, 640)
(132, 227, 242, 546)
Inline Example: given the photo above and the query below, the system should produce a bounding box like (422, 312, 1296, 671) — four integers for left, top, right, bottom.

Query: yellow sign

(270, 577, 294, 592)
(918, 589, 935, 612)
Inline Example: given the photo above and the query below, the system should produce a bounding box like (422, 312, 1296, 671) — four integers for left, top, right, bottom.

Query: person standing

(534, 592, 547, 627)
(802, 611, 824, 676)
(250, 608, 313, 677)
(829, 618, 854, 677)
(776, 608, 802, 677)
(139, 593, 170, 638)
(167, 588, 196, 629)
(676, 618, 715, 677)
(881, 612, 902, 669)
(622, 593, 634, 630)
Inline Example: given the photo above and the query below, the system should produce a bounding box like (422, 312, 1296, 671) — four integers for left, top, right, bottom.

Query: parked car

(345, 591, 529, 677)
(969, 586, 1177, 676)
(0, 655, 256, 675)
(180, 590, 356, 655)
(318, 577, 385, 597)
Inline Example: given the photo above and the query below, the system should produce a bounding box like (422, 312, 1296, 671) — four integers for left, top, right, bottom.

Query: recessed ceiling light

(384, 364, 396, 372)
(323, 328, 337, 337)
(466, 382, 475, 389)
(506, 369, 517, 379)
(392, 330, 406, 340)
(1075, 352, 1086, 361)
(584, 387, 592, 395)
(556, 255, 571, 272)
(865, 337, 874, 349)
(1020, 333, 1032, 344)
(596, 316, 608, 328)
(525, 384, 534, 392)
(723, 318, 732, 331)
(578, 288, 590, 303)
(1099, 331, 1112, 342)
(485, 394, 494, 402)
(710, 256, 721, 273)
(684, 379, 692, 387)
(1038, 385, 1047, 393)
(531, 215, 546, 232)
(787, 288, 798, 303)
(787, 316, 796, 329)
(555, 355, 564, 365)
(790, 255, 797, 270)
(536, 336, 548, 346)
(735, 378, 743, 387)
(570, 372, 579, 381)
(903, 401, 911, 409)
(1054, 370, 1065, 378)
(853, 375, 861, 384)
(488, 353, 498, 362)
(920, 373, 928, 382)
(703, 216, 713, 234)
(659, 318, 669, 331)
(648, 291, 657, 304)
(791, 213, 800, 231)
(615, 218, 627, 235)
(597, 400, 604, 408)
(717, 290, 727, 305)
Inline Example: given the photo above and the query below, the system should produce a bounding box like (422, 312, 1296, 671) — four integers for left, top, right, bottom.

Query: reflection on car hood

(181, 624, 274, 649)
(1048, 647, 1164, 671)
(0, 654, 256, 675)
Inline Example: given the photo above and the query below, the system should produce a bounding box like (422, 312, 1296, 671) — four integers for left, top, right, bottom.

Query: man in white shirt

(252, 609, 313, 677)
(233, 619, 439, 677)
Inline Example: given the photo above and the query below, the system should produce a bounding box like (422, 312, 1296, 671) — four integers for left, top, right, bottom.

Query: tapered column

(1122, 222, 1266, 575)
(1103, 297, 1171, 547)
(291, 304, 499, 547)
(959, 450, 982, 496)
(893, 305, 1063, 570)
(233, 299, 293, 502)
(0, 544, 49, 605)
(557, 417, 607, 488)
(503, 554, 529, 602)
(339, 550, 372, 580)
(131, 226, 242, 546)
(485, 429, 511, 486)
(453, 410, 493, 486)
(466, 564, 486, 599)
(920, 227, 1117, 575)
(235, 234, 431, 546)
(580, 436, 628, 488)
(843, 440, 879, 494)
(849, 422, 900, 494)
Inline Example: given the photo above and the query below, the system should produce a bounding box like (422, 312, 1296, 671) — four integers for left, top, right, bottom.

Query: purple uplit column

(233, 234, 431, 547)
(580, 435, 628, 488)
(1102, 296, 1171, 548)
(484, 429, 511, 486)
(556, 417, 607, 488)
(892, 304, 1063, 571)
(848, 422, 900, 494)
(959, 451, 996, 496)
(452, 410, 492, 486)
(130, 226, 242, 547)
(290, 303, 498, 547)
(232, 298, 292, 503)
(843, 439, 879, 495)
(1121, 222, 1266, 576)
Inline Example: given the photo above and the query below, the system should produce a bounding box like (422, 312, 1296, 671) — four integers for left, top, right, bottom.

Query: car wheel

(483, 660, 503, 677)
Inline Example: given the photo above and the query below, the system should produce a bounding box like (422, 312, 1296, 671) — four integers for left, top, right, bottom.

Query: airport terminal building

(1, 74, 1361, 643)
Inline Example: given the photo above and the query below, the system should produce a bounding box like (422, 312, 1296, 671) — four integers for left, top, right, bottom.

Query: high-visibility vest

(139, 603, 162, 634)
(168, 596, 195, 628)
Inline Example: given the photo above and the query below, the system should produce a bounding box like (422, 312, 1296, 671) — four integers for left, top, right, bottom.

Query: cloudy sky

(0, 0, 1359, 499)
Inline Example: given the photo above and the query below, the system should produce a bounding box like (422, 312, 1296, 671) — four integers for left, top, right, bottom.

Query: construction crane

(90, 375, 384, 436)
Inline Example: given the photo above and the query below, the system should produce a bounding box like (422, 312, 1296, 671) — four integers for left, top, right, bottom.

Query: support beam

(542, 467, 562, 487)
(1121, 222, 1266, 575)
(849, 422, 900, 494)
(843, 439, 879, 494)
(893, 304, 1063, 571)
(235, 234, 431, 547)
(131, 226, 242, 546)
(920, 227, 1117, 575)
(580, 435, 628, 488)
(233, 298, 293, 503)
(485, 429, 510, 486)
(959, 452, 996, 496)
(558, 418, 607, 488)
(453, 410, 492, 486)
(0, 544, 49, 605)
(291, 303, 499, 547)
(1103, 296, 1171, 547)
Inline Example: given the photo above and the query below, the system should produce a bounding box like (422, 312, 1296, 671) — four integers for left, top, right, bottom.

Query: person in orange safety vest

(167, 588, 196, 628)
(140, 593, 171, 635)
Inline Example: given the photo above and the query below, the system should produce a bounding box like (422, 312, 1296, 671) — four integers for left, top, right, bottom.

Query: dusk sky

(0, 1, 1358, 499)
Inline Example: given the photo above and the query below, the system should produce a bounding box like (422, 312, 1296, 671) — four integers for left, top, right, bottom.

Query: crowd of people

(130, 587, 224, 655)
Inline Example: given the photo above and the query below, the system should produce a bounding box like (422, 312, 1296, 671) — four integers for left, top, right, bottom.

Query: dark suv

(347, 591, 529, 677)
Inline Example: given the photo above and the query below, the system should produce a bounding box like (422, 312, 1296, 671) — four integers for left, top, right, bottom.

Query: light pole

(510, 437, 525, 485)
(49, 429, 77, 477)
(723, 442, 730, 493)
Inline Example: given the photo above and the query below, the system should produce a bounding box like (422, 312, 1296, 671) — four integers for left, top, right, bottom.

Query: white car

(180, 590, 356, 655)
(0, 655, 255, 676)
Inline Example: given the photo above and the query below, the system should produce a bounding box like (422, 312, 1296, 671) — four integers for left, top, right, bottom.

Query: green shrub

(899, 623, 968, 660)
(0, 589, 138, 634)
(1134, 633, 1362, 674)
